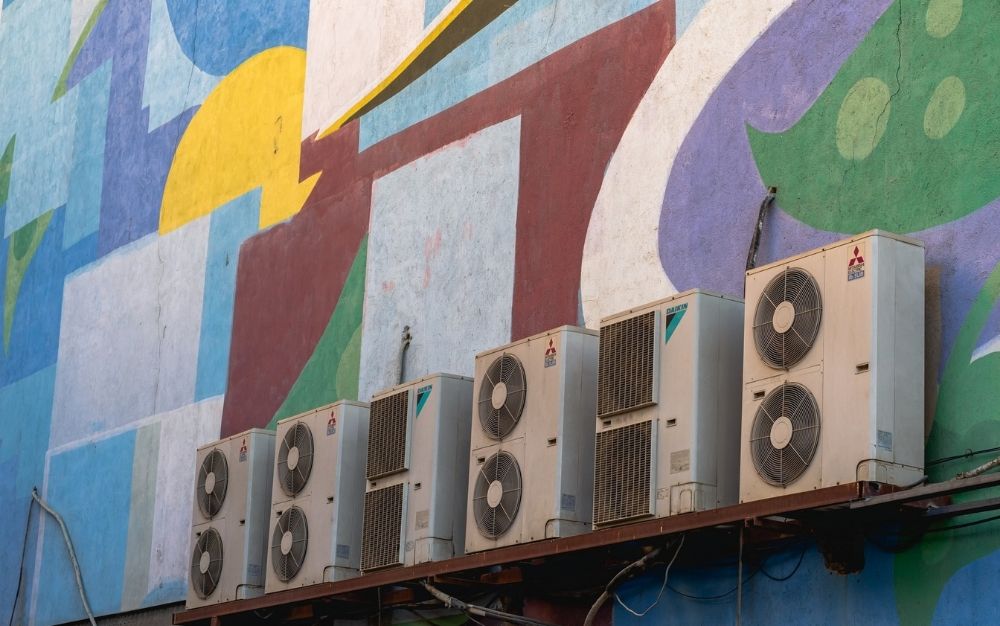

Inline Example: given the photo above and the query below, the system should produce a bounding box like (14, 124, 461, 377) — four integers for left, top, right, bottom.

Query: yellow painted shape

(317, 0, 475, 139)
(160, 47, 319, 233)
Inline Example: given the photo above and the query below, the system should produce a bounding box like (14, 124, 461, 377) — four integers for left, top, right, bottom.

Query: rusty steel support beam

(174, 482, 867, 624)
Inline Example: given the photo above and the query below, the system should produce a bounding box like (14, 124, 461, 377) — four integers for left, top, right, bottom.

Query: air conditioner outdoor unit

(593, 290, 744, 527)
(465, 326, 598, 553)
(740, 230, 924, 503)
(187, 429, 275, 608)
(265, 400, 369, 592)
(361, 373, 473, 572)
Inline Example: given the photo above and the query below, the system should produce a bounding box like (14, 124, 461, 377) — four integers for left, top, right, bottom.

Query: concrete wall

(0, 0, 996, 624)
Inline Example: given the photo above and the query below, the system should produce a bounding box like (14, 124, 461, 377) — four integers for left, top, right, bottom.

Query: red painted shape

(221, 2, 675, 435)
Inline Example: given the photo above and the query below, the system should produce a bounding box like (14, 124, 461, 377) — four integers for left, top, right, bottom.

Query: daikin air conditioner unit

(265, 401, 369, 592)
(740, 230, 924, 502)
(361, 374, 473, 572)
(465, 326, 598, 553)
(187, 429, 275, 608)
(593, 290, 744, 527)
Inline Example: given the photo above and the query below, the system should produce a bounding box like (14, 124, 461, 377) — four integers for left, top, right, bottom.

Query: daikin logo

(416, 385, 432, 417)
(664, 303, 687, 344)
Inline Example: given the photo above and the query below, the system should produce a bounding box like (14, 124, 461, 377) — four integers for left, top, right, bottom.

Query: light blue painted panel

(65, 61, 112, 250)
(675, 0, 709, 37)
(0, 366, 56, 625)
(424, 0, 451, 26)
(194, 189, 260, 400)
(359, 0, 657, 149)
(933, 547, 1000, 624)
(142, 0, 219, 131)
(35, 429, 136, 625)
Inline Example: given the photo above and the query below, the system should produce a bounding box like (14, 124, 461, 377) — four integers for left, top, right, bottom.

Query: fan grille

(593, 420, 654, 525)
(361, 483, 404, 571)
(270, 506, 309, 582)
(196, 449, 228, 519)
(473, 451, 523, 539)
(367, 390, 409, 479)
(753, 267, 822, 369)
(190, 527, 223, 599)
(750, 383, 821, 487)
(477, 354, 527, 440)
(277, 422, 314, 496)
(598, 312, 656, 418)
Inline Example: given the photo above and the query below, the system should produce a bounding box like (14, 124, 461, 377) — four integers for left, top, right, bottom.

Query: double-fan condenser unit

(593, 290, 744, 527)
(466, 326, 598, 553)
(187, 429, 274, 608)
(740, 231, 925, 501)
(361, 374, 473, 572)
(265, 401, 369, 592)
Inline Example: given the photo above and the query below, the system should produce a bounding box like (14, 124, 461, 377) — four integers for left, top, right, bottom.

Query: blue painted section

(424, 0, 451, 27)
(195, 189, 260, 400)
(36, 429, 136, 625)
(933, 547, 1000, 624)
(615, 543, 898, 624)
(65, 61, 112, 250)
(67, 0, 196, 257)
(0, 208, 84, 387)
(675, 0, 708, 37)
(358, 0, 658, 149)
(0, 366, 55, 625)
(165, 0, 310, 76)
(142, 578, 185, 608)
(143, 0, 220, 131)
(0, 1, 78, 236)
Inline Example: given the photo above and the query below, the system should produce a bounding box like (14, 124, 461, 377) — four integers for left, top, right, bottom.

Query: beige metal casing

(594, 290, 744, 527)
(465, 326, 598, 553)
(187, 429, 275, 608)
(361, 373, 473, 572)
(740, 231, 925, 502)
(265, 400, 370, 592)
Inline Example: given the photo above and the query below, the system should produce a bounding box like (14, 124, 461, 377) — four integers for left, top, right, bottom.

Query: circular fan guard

(271, 506, 309, 582)
(750, 383, 820, 487)
(753, 267, 822, 369)
(473, 451, 523, 539)
(197, 449, 228, 519)
(478, 354, 526, 440)
(190, 527, 223, 599)
(278, 423, 314, 497)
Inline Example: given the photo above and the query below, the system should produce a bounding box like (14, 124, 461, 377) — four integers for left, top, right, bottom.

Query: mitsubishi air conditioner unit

(361, 374, 473, 572)
(465, 326, 598, 553)
(265, 400, 369, 592)
(187, 429, 275, 608)
(593, 290, 744, 527)
(740, 230, 924, 503)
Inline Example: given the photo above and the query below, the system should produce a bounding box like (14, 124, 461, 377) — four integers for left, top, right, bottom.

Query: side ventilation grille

(598, 312, 657, 418)
(367, 390, 409, 479)
(593, 420, 654, 526)
(361, 483, 404, 571)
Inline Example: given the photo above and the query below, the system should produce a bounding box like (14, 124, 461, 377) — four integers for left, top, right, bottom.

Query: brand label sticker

(848, 243, 866, 281)
(336, 544, 350, 559)
(560, 493, 576, 512)
(239, 438, 248, 462)
(544, 338, 557, 368)
(670, 449, 690, 474)
(327, 411, 337, 436)
(416, 385, 432, 416)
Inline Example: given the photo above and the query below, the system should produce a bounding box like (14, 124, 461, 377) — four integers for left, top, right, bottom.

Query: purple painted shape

(65, 0, 195, 256)
(659, 0, 999, 375)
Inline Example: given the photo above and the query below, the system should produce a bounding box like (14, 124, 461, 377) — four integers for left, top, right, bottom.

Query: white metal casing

(187, 429, 275, 608)
(594, 290, 744, 527)
(740, 230, 925, 502)
(361, 373, 473, 572)
(465, 326, 598, 553)
(265, 400, 370, 592)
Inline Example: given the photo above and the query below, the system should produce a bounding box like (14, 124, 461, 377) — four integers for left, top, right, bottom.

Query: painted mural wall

(0, 0, 996, 624)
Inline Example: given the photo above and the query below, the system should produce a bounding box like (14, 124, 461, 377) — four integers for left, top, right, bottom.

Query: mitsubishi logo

(848, 246, 865, 267)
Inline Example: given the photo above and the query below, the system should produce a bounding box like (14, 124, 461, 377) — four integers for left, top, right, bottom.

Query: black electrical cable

(667, 568, 760, 601)
(925, 513, 1000, 533)
(758, 545, 807, 582)
(8, 499, 34, 626)
(926, 445, 1000, 468)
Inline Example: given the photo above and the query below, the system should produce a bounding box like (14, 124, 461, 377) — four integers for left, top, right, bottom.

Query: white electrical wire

(614, 534, 686, 618)
(32, 488, 97, 626)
